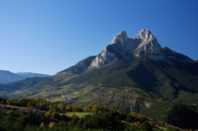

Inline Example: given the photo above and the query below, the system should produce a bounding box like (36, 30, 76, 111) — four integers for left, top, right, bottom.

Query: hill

(0, 70, 49, 84)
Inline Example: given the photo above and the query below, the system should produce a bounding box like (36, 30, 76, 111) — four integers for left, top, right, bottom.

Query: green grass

(66, 112, 93, 118)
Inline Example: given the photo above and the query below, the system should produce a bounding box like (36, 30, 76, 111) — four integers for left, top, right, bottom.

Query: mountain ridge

(0, 70, 49, 84)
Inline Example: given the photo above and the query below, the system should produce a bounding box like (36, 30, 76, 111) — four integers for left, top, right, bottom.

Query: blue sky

(0, 0, 198, 74)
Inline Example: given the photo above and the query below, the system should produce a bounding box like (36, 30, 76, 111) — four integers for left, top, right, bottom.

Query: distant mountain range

(0, 70, 49, 84)
(0, 28, 198, 120)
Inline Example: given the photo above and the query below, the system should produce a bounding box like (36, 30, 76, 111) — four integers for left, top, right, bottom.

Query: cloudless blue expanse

(0, 0, 198, 74)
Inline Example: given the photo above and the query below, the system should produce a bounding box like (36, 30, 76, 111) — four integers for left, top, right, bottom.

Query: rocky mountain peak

(136, 28, 155, 42)
(89, 28, 164, 68)
(111, 31, 128, 44)
(134, 28, 162, 57)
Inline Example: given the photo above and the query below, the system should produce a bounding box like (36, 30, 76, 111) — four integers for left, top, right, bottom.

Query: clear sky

(0, 0, 198, 74)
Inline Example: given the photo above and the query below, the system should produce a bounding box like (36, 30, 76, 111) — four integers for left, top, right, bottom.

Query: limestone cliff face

(134, 28, 161, 57)
(90, 28, 162, 68)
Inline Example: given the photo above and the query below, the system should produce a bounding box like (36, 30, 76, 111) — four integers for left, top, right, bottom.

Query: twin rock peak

(90, 28, 162, 68)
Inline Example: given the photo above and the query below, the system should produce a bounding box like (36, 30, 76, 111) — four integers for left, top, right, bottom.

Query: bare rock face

(111, 31, 128, 44)
(90, 28, 162, 68)
(90, 48, 117, 68)
(137, 28, 154, 43)
(90, 31, 127, 68)
(111, 31, 140, 51)
(134, 28, 162, 57)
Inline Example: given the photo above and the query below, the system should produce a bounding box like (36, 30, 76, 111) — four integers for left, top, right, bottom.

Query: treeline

(0, 98, 179, 131)
(0, 107, 176, 131)
(0, 98, 135, 113)
(0, 98, 93, 113)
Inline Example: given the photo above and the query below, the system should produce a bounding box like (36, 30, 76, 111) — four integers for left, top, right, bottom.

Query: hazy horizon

(0, 0, 198, 74)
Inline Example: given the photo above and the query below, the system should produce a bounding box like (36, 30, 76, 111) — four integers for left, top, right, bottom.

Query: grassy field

(66, 112, 93, 118)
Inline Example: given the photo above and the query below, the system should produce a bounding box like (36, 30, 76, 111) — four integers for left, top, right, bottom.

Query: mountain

(0, 70, 23, 84)
(16, 72, 49, 79)
(1, 28, 198, 120)
(0, 70, 49, 84)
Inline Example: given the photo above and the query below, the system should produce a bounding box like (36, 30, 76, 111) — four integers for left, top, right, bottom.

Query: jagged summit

(90, 28, 162, 68)
(136, 28, 155, 42)
(111, 31, 128, 44)
(111, 28, 156, 45)
(135, 28, 161, 57)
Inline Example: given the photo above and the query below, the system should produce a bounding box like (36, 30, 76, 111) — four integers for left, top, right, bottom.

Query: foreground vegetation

(0, 98, 195, 131)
